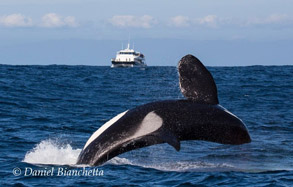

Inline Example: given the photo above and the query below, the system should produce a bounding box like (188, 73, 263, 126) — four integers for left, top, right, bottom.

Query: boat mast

(128, 34, 130, 49)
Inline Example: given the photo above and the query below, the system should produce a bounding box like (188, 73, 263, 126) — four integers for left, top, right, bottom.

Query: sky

(0, 0, 292, 66)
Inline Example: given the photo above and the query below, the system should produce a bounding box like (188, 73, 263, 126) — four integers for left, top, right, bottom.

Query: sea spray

(23, 139, 81, 165)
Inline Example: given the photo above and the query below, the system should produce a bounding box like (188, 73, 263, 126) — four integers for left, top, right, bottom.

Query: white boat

(111, 43, 146, 68)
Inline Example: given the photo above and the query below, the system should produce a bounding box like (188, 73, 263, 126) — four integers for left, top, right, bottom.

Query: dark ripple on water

(0, 65, 293, 186)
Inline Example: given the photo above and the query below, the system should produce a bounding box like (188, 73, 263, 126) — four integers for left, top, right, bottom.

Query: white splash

(23, 139, 81, 165)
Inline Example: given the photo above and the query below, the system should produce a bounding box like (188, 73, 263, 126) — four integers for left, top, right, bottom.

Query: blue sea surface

(0, 65, 292, 186)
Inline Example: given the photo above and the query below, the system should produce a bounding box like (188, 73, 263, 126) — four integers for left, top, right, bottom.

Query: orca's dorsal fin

(178, 54, 219, 105)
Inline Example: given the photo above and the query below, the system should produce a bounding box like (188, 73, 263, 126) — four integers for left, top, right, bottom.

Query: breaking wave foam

(23, 139, 81, 165)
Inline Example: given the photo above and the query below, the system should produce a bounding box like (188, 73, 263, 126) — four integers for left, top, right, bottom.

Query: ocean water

(0, 65, 292, 186)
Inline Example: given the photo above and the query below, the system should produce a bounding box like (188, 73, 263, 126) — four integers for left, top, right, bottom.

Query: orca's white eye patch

(134, 111, 163, 137)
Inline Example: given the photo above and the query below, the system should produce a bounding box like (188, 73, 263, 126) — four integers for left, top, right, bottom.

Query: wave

(22, 139, 293, 173)
(107, 157, 235, 172)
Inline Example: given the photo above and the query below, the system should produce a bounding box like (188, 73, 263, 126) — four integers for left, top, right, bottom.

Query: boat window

(119, 52, 136, 55)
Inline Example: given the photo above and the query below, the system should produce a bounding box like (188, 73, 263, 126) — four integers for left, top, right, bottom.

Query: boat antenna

(122, 43, 123, 49)
(128, 34, 130, 49)
(133, 42, 135, 50)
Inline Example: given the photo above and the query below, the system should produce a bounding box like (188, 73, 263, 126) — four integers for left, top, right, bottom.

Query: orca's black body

(77, 55, 251, 166)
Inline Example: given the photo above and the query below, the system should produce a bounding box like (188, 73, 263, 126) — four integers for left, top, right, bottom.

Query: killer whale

(76, 55, 251, 166)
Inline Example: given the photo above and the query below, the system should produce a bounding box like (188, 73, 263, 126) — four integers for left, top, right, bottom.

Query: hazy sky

(0, 0, 292, 65)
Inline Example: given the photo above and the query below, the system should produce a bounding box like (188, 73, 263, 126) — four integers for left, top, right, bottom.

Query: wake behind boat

(111, 43, 146, 68)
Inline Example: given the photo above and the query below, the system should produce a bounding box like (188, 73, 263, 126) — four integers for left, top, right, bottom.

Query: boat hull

(111, 61, 146, 68)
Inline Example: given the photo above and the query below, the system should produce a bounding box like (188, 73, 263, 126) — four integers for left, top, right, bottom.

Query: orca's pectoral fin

(152, 129, 180, 151)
